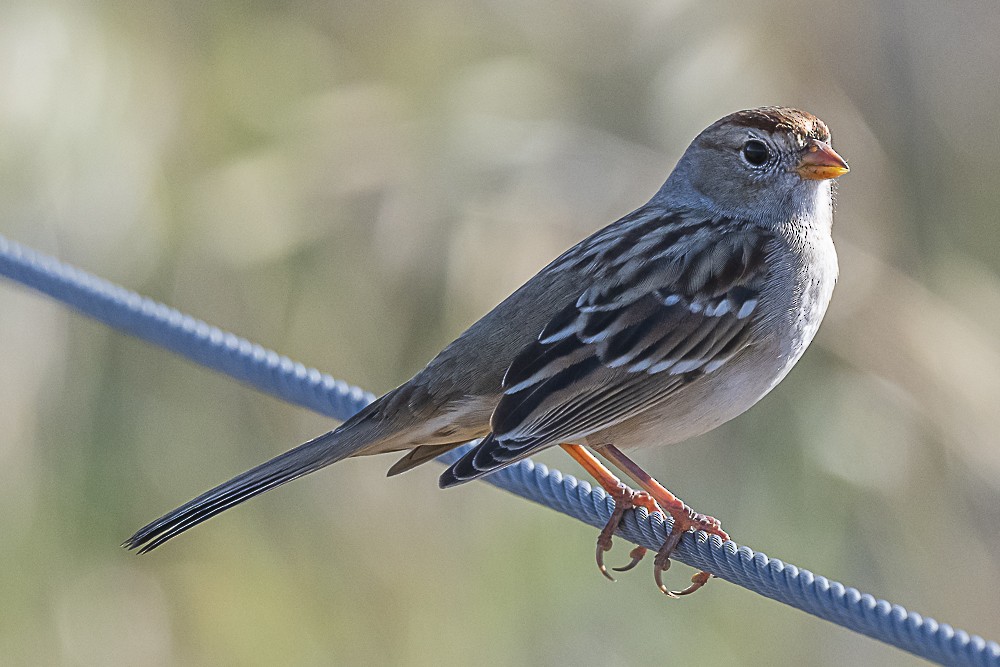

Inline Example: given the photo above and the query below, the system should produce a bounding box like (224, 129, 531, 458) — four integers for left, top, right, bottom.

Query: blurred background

(1, 1, 999, 664)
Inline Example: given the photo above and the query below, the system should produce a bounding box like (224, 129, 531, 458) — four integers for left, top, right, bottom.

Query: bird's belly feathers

(583, 347, 789, 450)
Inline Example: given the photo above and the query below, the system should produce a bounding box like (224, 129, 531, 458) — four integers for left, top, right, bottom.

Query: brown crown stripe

(721, 106, 831, 142)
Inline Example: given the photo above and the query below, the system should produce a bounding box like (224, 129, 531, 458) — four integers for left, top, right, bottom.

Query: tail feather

(125, 427, 363, 553)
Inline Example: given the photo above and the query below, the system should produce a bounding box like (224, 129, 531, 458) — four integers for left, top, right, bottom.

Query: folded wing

(440, 215, 774, 486)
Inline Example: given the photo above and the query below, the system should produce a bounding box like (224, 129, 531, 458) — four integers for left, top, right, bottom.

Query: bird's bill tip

(796, 139, 849, 180)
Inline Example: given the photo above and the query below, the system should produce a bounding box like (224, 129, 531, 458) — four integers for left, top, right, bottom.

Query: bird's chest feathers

(771, 231, 838, 367)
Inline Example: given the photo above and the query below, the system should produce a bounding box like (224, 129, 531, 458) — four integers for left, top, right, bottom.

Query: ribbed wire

(2, 233, 997, 667)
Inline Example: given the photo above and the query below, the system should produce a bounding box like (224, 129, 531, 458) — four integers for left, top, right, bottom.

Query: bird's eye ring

(741, 140, 770, 167)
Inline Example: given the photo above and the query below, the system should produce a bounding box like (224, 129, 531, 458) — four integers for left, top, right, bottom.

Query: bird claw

(596, 544, 617, 581)
(594, 485, 653, 581)
(612, 546, 648, 573)
(591, 480, 726, 598)
(673, 570, 713, 597)
(655, 563, 713, 598)
(652, 524, 716, 598)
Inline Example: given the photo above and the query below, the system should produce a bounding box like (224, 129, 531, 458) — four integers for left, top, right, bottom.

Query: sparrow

(125, 106, 849, 596)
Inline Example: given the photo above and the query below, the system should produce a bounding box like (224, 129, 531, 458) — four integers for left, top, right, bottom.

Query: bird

(125, 106, 848, 596)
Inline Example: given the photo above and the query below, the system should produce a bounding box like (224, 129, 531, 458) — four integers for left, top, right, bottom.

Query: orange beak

(796, 139, 849, 180)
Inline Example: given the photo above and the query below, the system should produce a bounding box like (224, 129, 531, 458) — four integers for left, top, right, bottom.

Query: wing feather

(440, 214, 776, 486)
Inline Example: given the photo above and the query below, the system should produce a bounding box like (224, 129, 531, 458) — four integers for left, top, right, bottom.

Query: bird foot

(652, 506, 728, 598)
(561, 443, 727, 597)
(596, 484, 727, 597)
(595, 483, 657, 581)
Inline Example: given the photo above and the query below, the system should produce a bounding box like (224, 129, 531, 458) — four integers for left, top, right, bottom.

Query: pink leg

(559, 444, 656, 580)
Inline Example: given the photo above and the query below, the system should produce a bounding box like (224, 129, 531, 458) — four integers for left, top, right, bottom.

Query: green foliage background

(1, 1, 999, 665)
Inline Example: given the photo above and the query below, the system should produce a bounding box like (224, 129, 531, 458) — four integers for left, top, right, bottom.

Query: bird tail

(124, 424, 372, 553)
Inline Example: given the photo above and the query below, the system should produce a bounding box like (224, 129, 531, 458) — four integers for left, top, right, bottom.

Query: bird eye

(741, 140, 770, 166)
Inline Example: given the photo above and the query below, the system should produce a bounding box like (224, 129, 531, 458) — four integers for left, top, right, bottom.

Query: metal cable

(2, 233, 997, 667)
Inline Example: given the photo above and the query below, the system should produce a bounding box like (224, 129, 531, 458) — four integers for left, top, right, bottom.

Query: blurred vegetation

(2, 0, 999, 665)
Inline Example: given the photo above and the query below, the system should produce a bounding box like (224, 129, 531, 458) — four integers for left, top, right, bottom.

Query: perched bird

(126, 106, 848, 596)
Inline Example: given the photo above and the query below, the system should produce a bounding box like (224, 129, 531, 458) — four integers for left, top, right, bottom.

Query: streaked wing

(440, 214, 775, 484)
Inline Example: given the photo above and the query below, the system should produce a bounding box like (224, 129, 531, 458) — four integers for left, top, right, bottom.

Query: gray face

(656, 107, 837, 228)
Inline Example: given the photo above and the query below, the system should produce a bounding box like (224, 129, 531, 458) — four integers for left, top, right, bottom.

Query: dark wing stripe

(636, 312, 709, 369)
(714, 248, 748, 287)
(640, 324, 712, 373)
(727, 285, 758, 310)
(537, 303, 581, 343)
(492, 355, 603, 435)
(611, 315, 694, 371)
(601, 306, 667, 364)
(502, 335, 581, 393)
(578, 306, 628, 342)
